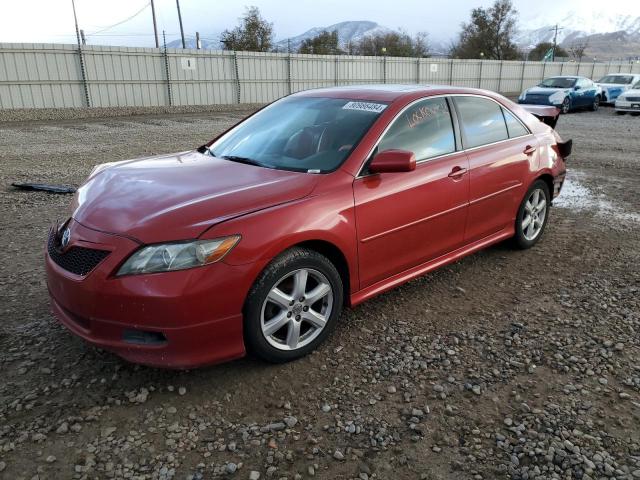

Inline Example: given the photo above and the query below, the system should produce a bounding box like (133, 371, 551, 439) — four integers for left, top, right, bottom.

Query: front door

(353, 96, 469, 289)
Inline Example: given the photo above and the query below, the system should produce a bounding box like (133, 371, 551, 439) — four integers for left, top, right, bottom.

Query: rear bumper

(45, 219, 252, 368)
(552, 172, 566, 199)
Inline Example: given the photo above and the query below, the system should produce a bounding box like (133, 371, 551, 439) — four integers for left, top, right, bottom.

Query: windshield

(208, 96, 387, 173)
(634, 81, 640, 89)
(539, 77, 577, 88)
(598, 75, 634, 84)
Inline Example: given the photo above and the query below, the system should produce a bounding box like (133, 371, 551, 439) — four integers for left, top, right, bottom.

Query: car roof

(291, 84, 493, 102)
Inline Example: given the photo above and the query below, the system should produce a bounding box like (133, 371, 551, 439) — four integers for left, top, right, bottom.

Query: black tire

(616, 111, 626, 115)
(243, 247, 343, 363)
(561, 97, 571, 114)
(512, 180, 551, 250)
(590, 95, 600, 111)
(631, 112, 640, 117)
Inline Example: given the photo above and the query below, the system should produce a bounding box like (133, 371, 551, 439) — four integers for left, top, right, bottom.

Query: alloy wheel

(260, 268, 334, 351)
(521, 188, 547, 241)
(561, 97, 571, 114)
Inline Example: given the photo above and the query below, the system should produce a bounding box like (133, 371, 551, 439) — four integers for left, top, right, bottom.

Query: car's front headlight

(549, 91, 566, 104)
(117, 235, 241, 276)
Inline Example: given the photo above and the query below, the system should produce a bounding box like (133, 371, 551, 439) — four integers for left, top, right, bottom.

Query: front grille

(47, 231, 110, 276)
(525, 95, 550, 103)
(625, 96, 640, 102)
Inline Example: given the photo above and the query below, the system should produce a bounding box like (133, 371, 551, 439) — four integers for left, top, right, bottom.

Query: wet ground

(0, 106, 639, 480)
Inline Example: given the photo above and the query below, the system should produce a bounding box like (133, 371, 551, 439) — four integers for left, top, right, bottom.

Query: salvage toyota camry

(46, 85, 571, 368)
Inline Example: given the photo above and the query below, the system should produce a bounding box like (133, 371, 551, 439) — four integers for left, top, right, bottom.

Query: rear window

(454, 96, 509, 148)
(502, 108, 529, 138)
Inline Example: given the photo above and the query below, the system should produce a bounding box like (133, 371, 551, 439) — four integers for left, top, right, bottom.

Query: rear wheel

(590, 95, 600, 111)
(513, 180, 551, 249)
(561, 97, 571, 114)
(244, 247, 343, 363)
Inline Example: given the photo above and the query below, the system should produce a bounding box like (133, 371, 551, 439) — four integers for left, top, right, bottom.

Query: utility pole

(551, 24, 563, 62)
(150, 0, 159, 48)
(71, 0, 82, 47)
(176, 0, 186, 48)
(196, 31, 201, 49)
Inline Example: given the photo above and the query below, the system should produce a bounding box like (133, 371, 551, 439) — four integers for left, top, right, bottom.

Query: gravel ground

(0, 106, 639, 480)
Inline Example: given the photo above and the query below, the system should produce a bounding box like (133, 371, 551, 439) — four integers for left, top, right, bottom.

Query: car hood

(524, 86, 570, 96)
(72, 150, 319, 243)
(618, 88, 640, 97)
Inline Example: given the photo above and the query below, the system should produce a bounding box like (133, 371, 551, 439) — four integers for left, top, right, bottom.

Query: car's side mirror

(369, 149, 416, 174)
(574, 86, 580, 91)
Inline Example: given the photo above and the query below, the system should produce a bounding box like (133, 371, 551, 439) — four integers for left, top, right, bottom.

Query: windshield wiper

(218, 155, 267, 168)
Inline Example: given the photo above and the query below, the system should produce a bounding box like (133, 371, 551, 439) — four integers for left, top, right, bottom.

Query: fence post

(449, 58, 454, 85)
(519, 61, 526, 93)
(77, 44, 91, 107)
(478, 60, 483, 88)
(335, 55, 339, 86)
(560, 61, 564, 75)
(416, 58, 420, 84)
(591, 60, 595, 79)
(383, 56, 387, 84)
(541, 61, 547, 82)
(497, 61, 503, 93)
(162, 32, 172, 106)
(286, 53, 292, 94)
(232, 51, 241, 104)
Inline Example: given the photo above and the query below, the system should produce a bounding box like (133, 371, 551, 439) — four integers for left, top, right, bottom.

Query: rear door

(452, 95, 536, 243)
(353, 96, 469, 288)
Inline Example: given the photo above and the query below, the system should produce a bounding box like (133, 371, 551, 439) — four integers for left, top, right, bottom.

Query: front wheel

(244, 247, 343, 363)
(512, 180, 551, 249)
(616, 111, 626, 115)
(590, 95, 600, 111)
(561, 97, 571, 114)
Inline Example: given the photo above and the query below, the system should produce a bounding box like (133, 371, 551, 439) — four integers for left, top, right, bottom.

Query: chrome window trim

(355, 93, 533, 178)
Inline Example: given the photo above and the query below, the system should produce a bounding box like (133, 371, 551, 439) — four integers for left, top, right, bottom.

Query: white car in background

(614, 81, 640, 115)
(596, 73, 640, 104)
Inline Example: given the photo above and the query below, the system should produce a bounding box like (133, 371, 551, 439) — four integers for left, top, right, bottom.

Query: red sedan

(45, 85, 570, 368)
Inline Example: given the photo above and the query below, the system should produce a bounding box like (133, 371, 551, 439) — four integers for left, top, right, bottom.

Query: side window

(377, 97, 456, 161)
(502, 108, 529, 138)
(454, 96, 509, 148)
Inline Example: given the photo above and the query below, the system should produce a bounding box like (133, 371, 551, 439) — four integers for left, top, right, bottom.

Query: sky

(0, 0, 635, 47)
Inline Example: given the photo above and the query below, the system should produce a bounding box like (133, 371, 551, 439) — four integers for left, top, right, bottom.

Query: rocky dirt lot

(0, 106, 639, 480)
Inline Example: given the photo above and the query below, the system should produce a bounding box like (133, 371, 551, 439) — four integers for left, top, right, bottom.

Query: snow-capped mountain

(516, 12, 640, 48)
(167, 35, 222, 49)
(274, 21, 394, 52)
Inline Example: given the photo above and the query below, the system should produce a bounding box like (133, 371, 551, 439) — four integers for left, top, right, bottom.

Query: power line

(87, 2, 151, 36)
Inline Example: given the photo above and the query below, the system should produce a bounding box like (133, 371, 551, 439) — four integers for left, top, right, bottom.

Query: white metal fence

(1, 43, 639, 110)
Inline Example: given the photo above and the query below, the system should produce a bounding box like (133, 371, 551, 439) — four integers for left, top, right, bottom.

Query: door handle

(448, 166, 467, 179)
(523, 145, 537, 155)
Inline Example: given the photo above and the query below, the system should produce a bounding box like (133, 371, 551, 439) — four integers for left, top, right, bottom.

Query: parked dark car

(518, 76, 601, 113)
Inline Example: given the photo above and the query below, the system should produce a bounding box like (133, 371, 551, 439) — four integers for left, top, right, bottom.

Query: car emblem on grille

(60, 228, 71, 249)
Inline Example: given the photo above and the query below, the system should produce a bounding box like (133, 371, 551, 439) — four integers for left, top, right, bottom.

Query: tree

(528, 42, 568, 61)
(568, 40, 589, 61)
(298, 30, 341, 55)
(450, 0, 520, 60)
(220, 6, 273, 52)
(352, 31, 430, 57)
